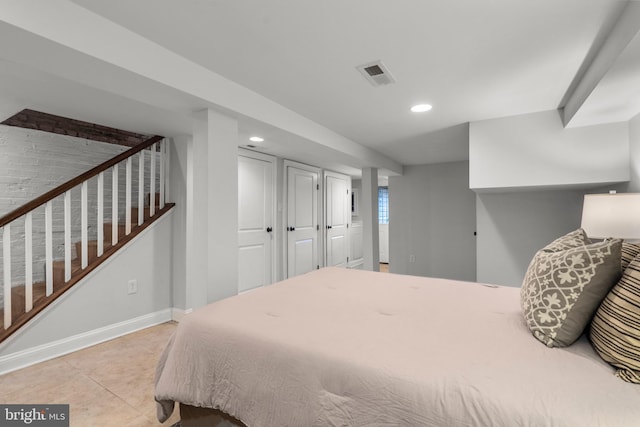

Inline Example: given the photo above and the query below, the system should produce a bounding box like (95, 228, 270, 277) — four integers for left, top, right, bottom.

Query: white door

(325, 172, 350, 268)
(238, 155, 274, 292)
(287, 166, 319, 277)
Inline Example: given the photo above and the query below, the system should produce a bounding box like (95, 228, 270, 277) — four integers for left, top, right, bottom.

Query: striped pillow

(590, 255, 640, 383)
(621, 242, 640, 272)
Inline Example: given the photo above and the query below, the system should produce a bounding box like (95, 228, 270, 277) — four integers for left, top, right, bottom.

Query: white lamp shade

(581, 193, 640, 239)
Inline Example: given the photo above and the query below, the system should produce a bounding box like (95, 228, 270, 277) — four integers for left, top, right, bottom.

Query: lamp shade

(581, 193, 640, 239)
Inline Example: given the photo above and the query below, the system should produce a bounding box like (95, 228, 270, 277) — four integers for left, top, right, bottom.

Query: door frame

(323, 170, 351, 268)
(283, 160, 323, 278)
(238, 148, 277, 286)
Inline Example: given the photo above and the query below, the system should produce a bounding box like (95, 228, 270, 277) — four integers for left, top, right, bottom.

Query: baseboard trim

(0, 309, 172, 375)
(171, 307, 192, 322)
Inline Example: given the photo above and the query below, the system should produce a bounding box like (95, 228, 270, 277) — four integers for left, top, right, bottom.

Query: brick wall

(0, 125, 160, 302)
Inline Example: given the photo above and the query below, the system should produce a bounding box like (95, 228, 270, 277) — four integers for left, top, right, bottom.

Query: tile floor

(0, 322, 180, 426)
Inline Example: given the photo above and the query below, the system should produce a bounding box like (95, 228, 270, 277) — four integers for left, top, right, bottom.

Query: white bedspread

(155, 267, 640, 426)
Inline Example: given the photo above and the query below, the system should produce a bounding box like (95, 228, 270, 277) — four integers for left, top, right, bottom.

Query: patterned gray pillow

(540, 228, 590, 252)
(521, 231, 622, 347)
(621, 242, 640, 272)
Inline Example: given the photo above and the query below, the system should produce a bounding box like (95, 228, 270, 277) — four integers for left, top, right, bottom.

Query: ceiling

(0, 0, 638, 175)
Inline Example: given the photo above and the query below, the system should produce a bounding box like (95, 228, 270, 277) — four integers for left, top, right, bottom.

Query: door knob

(266, 227, 272, 233)
(288, 226, 295, 231)
(327, 225, 332, 229)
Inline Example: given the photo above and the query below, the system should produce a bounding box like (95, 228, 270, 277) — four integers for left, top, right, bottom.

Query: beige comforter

(155, 267, 640, 426)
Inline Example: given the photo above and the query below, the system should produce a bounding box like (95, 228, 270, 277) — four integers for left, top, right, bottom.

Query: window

(378, 187, 389, 224)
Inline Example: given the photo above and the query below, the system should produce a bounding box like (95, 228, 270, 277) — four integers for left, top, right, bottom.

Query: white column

(187, 109, 239, 308)
(185, 127, 208, 311)
(207, 111, 238, 302)
(170, 136, 189, 314)
(362, 167, 380, 271)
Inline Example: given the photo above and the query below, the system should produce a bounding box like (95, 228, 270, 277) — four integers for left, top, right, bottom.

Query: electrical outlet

(127, 279, 138, 295)
(409, 254, 415, 263)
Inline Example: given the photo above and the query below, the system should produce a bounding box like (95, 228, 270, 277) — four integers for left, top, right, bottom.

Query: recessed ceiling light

(411, 104, 433, 113)
(249, 136, 264, 142)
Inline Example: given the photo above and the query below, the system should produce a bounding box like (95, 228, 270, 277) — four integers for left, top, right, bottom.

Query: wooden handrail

(0, 135, 164, 228)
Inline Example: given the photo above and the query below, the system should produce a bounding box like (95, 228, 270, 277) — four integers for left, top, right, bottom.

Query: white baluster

(138, 150, 144, 226)
(97, 172, 104, 257)
(81, 181, 88, 269)
(64, 190, 71, 282)
(3, 225, 11, 328)
(150, 143, 156, 217)
(25, 212, 33, 312)
(112, 164, 119, 246)
(159, 139, 166, 210)
(164, 138, 171, 203)
(45, 201, 53, 296)
(125, 157, 132, 235)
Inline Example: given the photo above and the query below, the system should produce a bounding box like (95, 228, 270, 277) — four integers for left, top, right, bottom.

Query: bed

(155, 266, 640, 427)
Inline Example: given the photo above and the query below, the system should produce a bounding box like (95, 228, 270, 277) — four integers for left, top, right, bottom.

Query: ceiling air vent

(356, 60, 396, 87)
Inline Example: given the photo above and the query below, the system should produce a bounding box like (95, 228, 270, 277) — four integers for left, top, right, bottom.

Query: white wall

(469, 110, 629, 190)
(389, 161, 476, 281)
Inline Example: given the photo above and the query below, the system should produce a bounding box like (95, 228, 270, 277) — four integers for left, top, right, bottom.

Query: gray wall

(389, 161, 476, 281)
(0, 211, 173, 356)
(476, 190, 586, 287)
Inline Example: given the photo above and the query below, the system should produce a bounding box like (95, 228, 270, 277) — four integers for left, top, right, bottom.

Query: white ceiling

(0, 0, 638, 174)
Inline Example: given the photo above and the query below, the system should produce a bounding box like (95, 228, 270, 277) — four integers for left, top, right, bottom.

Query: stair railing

(0, 135, 170, 334)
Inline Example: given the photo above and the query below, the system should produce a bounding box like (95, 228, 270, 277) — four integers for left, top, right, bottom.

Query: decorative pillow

(521, 232, 622, 347)
(590, 255, 640, 383)
(621, 242, 640, 272)
(540, 228, 590, 252)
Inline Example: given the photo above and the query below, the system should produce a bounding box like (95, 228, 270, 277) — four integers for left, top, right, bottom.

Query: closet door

(325, 172, 350, 268)
(238, 154, 274, 292)
(287, 166, 319, 277)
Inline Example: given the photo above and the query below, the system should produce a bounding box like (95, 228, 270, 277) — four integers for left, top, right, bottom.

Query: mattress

(155, 267, 640, 426)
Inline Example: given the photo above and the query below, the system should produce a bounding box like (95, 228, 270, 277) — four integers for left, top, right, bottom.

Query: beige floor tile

(3, 372, 104, 406)
(0, 323, 179, 426)
(0, 357, 75, 398)
(69, 390, 139, 427)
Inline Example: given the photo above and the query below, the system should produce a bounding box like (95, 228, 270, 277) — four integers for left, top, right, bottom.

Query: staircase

(0, 136, 174, 343)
